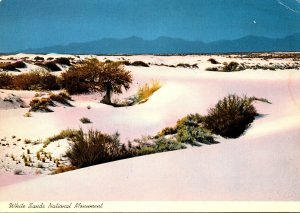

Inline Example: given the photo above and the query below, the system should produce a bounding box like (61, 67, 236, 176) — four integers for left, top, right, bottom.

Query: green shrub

(203, 95, 258, 138)
(80, 117, 92, 124)
(128, 136, 186, 156)
(66, 129, 128, 168)
(176, 125, 214, 146)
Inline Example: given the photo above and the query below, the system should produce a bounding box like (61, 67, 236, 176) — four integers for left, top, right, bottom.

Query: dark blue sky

(0, 0, 300, 52)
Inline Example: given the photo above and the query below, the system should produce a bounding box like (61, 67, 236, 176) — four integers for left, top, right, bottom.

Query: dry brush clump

(203, 94, 270, 138)
(29, 91, 73, 112)
(66, 129, 129, 168)
(0, 69, 60, 90)
(0, 61, 26, 71)
(80, 117, 92, 124)
(136, 81, 162, 103)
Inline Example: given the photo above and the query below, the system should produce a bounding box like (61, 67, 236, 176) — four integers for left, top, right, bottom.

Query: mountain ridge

(16, 33, 300, 54)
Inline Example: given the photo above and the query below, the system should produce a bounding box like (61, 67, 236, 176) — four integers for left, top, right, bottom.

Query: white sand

(0, 54, 299, 200)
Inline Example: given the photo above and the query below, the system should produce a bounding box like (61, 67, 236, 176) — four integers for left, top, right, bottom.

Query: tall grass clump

(203, 95, 259, 138)
(44, 129, 80, 147)
(66, 129, 128, 168)
(137, 81, 161, 103)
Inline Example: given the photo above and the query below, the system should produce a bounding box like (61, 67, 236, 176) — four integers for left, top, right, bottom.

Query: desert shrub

(208, 58, 220, 64)
(80, 117, 92, 124)
(159, 126, 177, 136)
(12, 69, 60, 90)
(51, 165, 78, 175)
(176, 125, 214, 146)
(49, 91, 72, 106)
(59, 67, 90, 94)
(177, 63, 190, 68)
(175, 113, 203, 129)
(13, 61, 26, 69)
(205, 67, 219, 71)
(44, 129, 80, 147)
(43, 61, 61, 71)
(0, 61, 25, 71)
(23, 112, 32, 117)
(137, 81, 161, 103)
(130, 61, 149, 67)
(223, 61, 239, 72)
(55, 57, 71, 66)
(175, 114, 213, 146)
(66, 129, 128, 168)
(203, 95, 258, 138)
(29, 97, 54, 112)
(121, 60, 131, 65)
(129, 137, 186, 156)
(34, 56, 44, 61)
(0, 72, 13, 89)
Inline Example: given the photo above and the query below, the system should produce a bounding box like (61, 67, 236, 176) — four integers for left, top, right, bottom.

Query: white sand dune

(0, 54, 299, 200)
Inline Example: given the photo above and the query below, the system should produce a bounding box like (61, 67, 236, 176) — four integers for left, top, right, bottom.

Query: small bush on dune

(208, 58, 220, 64)
(34, 56, 44, 61)
(205, 67, 219, 71)
(29, 97, 54, 112)
(49, 91, 72, 106)
(203, 95, 259, 138)
(80, 117, 92, 124)
(55, 57, 71, 66)
(66, 129, 128, 168)
(13, 61, 26, 69)
(137, 81, 162, 103)
(43, 61, 61, 71)
(223, 61, 239, 72)
(130, 61, 149, 67)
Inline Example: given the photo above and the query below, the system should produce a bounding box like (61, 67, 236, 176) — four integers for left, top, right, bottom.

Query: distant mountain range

(19, 33, 300, 54)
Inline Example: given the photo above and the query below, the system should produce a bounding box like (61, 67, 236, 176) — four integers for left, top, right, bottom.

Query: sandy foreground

(0, 53, 299, 200)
